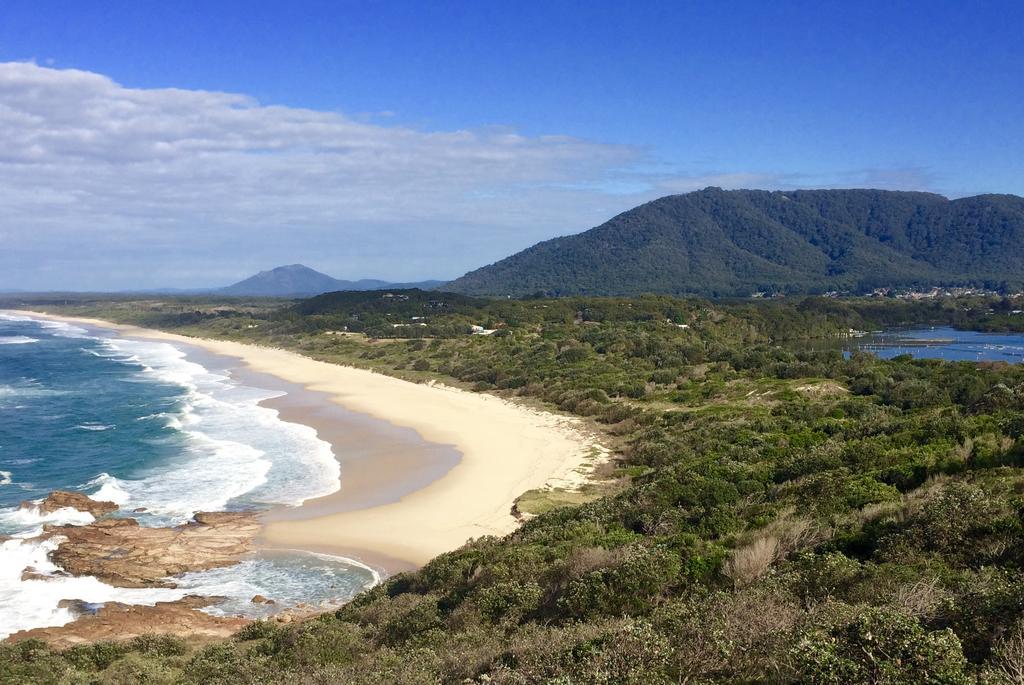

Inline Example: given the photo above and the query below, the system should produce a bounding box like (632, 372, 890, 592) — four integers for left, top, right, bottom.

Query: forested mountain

(219, 264, 442, 296)
(447, 188, 1024, 297)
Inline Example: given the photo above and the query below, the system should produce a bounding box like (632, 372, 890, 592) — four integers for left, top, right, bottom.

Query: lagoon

(838, 326, 1024, 364)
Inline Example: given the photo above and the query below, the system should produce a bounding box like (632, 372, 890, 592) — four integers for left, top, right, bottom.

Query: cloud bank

(0, 63, 644, 288)
(0, 63, 939, 290)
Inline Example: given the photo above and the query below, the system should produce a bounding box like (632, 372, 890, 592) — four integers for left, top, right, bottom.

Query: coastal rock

(57, 599, 101, 616)
(251, 594, 275, 605)
(44, 511, 260, 588)
(20, 567, 67, 582)
(23, 490, 119, 518)
(6, 596, 249, 649)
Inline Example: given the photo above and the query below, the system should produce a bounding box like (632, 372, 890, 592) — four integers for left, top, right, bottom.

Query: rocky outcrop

(4, 492, 266, 647)
(44, 511, 260, 588)
(21, 567, 66, 582)
(22, 490, 119, 518)
(6, 596, 249, 648)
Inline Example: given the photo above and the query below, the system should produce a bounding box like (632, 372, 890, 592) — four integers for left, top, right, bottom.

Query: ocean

(0, 313, 377, 638)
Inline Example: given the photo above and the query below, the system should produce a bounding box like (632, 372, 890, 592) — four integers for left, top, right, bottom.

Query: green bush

(794, 607, 970, 684)
(474, 580, 543, 624)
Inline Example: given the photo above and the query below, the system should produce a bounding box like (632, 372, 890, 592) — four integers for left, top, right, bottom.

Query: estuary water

(838, 326, 1024, 364)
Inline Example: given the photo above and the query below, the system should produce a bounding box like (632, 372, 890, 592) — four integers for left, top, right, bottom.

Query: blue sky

(0, 1, 1021, 289)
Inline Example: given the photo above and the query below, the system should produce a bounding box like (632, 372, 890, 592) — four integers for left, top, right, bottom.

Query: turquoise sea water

(0, 313, 376, 637)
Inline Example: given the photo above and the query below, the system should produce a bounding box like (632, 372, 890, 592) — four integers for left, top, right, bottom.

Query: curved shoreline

(17, 312, 599, 570)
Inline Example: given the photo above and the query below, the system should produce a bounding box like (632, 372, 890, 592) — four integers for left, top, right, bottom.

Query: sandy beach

(18, 312, 599, 571)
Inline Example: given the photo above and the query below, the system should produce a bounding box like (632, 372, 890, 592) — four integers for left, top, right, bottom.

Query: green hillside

(446, 189, 1024, 297)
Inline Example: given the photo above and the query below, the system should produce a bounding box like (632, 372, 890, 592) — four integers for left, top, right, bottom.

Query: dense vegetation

(4, 292, 1024, 683)
(446, 188, 1024, 297)
(18, 288, 1018, 341)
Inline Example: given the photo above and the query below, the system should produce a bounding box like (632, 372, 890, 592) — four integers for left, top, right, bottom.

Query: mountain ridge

(446, 188, 1024, 297)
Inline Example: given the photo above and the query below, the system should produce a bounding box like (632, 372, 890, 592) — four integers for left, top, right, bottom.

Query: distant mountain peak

(219, 264, 445, 297)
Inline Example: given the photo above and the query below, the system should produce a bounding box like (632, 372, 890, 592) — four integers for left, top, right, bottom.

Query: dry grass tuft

(723, 536, 779, 587)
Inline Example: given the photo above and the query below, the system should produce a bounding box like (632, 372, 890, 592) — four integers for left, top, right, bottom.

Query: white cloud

(0, 62, 643, 288)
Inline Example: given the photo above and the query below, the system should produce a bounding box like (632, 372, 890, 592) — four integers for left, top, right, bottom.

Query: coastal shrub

(378, 595, 444, 645)
(96, 653, 179, 685)
(350, 645, 445, 684)
(793, 607, 970, 684)
(598, 402, 637, 424)
(649, 368, 678, 385)
(128, 634, 188, 657)
(411, 359, 431, 371)
(985, 618, 1024, 684)
(652, 589, 803, 682)
(497, 374, 528, 389)
(558, 545, 680, 619)
(287, 620, 365, 666)
(473, 580, 543, 624)
(556, 345, 592, 363)
(0, 640, 79, 685)
(235, 619, 281, 642)
(943, 568, 1024, 662)
(63, 641, 134, 670)
(875, 482, 1016, 567)
(182, 643, 247, 684)
(486, 619, 674, 685)
(557, 619, 675, 685)
(781, 552, 864, 604)
(413, 547, 487, 593)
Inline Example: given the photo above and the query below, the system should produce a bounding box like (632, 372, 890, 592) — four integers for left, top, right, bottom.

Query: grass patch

(513, 487, 600, 517)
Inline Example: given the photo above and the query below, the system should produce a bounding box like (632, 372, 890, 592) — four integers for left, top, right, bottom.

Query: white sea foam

(0, 313, 93, 339)
(86, 473, 131, 506)
(17, 388, 66, 398)
(0, 313, 36, 323)
(287, 548, 382, 586)
(0, 536, 188, 639)
(0, 336, 38, 345)
(82, 336, 341, 523)
(0, 505, 95, 538)
(0, 382, 66, 400)
(76, 423, 115, 431)
(0, 471, 11, 486)
(36, 319, 89, 339)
